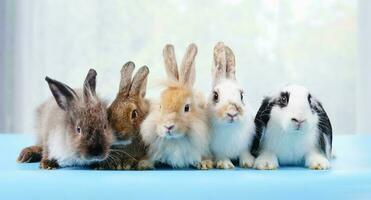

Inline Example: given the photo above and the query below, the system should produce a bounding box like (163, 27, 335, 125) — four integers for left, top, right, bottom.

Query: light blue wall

(0, 0, 364, 134)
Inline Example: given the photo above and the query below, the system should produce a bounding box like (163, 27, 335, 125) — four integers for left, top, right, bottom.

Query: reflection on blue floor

(1, 134, 371, 200)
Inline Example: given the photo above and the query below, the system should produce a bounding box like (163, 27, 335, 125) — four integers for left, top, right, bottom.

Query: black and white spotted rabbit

(251, 85, 332, 170)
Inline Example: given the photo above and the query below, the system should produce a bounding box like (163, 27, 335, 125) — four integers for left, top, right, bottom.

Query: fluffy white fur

(254, 85, 330, 170)
(208, 79, 256, 169)
(40, 98, 104, 167)
(47, 128, 100, 167)
(140, 103, 210, 168)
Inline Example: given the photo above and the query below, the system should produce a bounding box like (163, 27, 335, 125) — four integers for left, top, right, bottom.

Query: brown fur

(156, 43, 204, 137)
(225, 46, 236, 80)
(212, 42, 236, 85)
(163, 43, 197, 88)
(40, 158, 59, 170)
(179, 44, 197, 87)
(93, 62, 149, 170)
(17, 69, 114, 169)
(158, 86, 203, 136)
(161, 86, 191, 113)
(139, 43, 213, 169)
(213, 42, 227, 83)
(216, 102, 244, 119)
(163, 45, 179, 81)
(17, 145, 43, 163)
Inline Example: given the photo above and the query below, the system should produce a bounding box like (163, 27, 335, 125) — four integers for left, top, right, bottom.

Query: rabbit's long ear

(163, 44, 179, 82)
(45, 76, 78, 111)
(129, 65, 149, 98)
(225, 46, 236, 80)
(119, 61, 135, 95)
(213, 42, 227, 86)
(83, 69, 98, 103)
(179, 43, 197, 88)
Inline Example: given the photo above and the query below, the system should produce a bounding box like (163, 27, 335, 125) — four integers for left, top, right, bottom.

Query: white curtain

(1, 0, 366, 135)
(357, 0, 371, 134)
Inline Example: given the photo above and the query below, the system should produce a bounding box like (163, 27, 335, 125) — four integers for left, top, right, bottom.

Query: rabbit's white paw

(195, 159, 214, 170)
(254, 153, 278, 170)
(239, 153, 255, 168)
(306, 153, 330, 170)
(216, 159, 234, 169)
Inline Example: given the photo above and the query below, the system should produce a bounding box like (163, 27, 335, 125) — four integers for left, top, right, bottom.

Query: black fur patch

(250, 97, 274, 157)
(277, 91, 290, 107)
(309, 94, 332, 156)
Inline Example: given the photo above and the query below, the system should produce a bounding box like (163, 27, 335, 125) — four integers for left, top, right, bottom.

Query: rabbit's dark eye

(184, 104, 190, 112)
(278, 92, 289, 107)
(240, 91, 244, 101)
(76, 126, 81, 134)
(213, 91, 219, 103)
(131, 109, 138, 119)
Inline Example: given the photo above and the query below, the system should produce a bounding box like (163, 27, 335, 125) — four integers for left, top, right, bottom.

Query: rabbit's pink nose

(291, 118, 306, 125)
(227, 113, 238, 119)
(164, 125, 175, 131)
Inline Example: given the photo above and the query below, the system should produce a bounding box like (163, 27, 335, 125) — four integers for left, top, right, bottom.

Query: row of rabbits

(17, 42, 333, 170)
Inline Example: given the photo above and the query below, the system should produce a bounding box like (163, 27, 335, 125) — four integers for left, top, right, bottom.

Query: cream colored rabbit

(138, 44, 212, 169)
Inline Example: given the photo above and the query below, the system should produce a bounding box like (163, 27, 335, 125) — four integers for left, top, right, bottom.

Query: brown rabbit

(91, 61, 150, 170)
(17, 69, 113, 169)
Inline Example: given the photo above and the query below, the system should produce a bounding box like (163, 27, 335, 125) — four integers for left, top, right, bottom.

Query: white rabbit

(208, 42, 256, 169)
(138, 43, 213, 170)
(251, 84, 333, 170)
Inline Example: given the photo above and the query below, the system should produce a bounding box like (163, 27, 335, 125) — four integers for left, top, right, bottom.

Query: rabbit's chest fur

(262, 122, 318, 165)
(47, 128, 92, 167)
(210, 121, 254, 159)
(149, 137, 204, 168)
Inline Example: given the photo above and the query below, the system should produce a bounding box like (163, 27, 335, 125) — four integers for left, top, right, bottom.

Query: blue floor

(1, 133, 371, 200)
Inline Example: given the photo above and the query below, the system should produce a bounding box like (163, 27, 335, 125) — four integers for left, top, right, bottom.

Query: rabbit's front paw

(137, 160, 154, 170)
(17, 146, 43, 163)
(216, 159, 234, 169)
(195, 159, 213, 170)
(306, 154, 330, 170)
(40, 159, 59, 170)
(120, 158, 137, 170)
(239, 153, 255, 168)
(254, 154, 278, 170)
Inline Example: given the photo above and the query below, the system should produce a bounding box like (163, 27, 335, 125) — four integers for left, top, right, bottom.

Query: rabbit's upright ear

(119, 61, 135, 95)
(83, 69, 98, 103)
(129, 65, 149, 98)
(179, 43, 197, 88)
(163, 44, 179, 82)
(224, 46, 236, 80)
(213, 42, 227, 86)
(45, 76, 78, 111)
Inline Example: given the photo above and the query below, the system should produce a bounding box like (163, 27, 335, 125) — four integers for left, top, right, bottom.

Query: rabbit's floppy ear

(224, 45, 236, 80)
(129, 65, 149, 98)
(163, 44, 179, 82)
(213, 42, 227, 86)
(83, 69, 98, 103)
(251, 97, 273, 157)
(119, 61, 135, 95)
(179, 43, 197, 88)
(45, 76, 78, 111)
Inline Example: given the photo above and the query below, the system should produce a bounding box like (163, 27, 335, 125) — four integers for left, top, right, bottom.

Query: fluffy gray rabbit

(17, 69, 113, 169)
